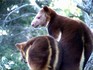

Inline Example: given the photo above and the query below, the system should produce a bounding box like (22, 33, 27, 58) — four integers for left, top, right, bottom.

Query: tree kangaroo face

(31, 7, 50, 27)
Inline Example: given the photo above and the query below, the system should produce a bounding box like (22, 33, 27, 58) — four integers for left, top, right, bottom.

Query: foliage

(0, 0, 49, 70)
(0, 51, 29, 70)
(50, 0, 83, 20)
(36, 0, 52, 7)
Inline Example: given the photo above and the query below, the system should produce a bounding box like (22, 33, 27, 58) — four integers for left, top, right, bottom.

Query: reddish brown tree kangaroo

(31, 6, 93, 70)
(16, 36, 62, 70)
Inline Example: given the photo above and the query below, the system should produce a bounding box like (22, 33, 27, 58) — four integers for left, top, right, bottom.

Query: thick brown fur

(31, 6, 93, 70)
(15, 36, 62, 70)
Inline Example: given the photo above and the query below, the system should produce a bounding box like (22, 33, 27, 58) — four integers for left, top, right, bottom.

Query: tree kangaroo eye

(37, 16, 41, 19)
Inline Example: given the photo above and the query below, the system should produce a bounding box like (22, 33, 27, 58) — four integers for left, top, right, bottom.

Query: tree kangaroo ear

(43, 6, 49, 12)
(15, 43, 21, 50)
(15, 42, 27, 50)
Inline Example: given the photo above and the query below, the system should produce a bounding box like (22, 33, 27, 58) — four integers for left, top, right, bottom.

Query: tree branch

(3, 3, 41, 28)
(5, 13, 36, 23)
(77, 5, 90, 15)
